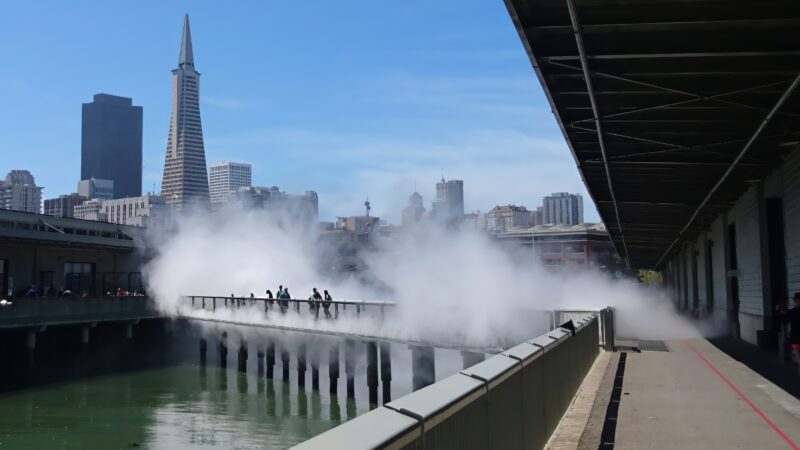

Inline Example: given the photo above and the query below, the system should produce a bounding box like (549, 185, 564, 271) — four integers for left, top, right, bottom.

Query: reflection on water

(0, 365, 368, 449)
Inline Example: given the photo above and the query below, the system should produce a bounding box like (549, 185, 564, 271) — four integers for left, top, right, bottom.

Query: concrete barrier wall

(293, 315, 601, 450)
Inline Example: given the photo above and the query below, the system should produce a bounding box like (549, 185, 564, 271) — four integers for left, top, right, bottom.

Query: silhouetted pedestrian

(323, 290, 333, 318)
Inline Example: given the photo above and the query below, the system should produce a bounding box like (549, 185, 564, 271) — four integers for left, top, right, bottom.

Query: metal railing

(0, 296, 160, 329)
(183, 295, 396, 320)
(293, 313, 605, 450)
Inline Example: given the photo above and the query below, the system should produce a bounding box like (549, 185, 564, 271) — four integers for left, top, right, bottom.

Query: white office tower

(209, 161, 252, 204)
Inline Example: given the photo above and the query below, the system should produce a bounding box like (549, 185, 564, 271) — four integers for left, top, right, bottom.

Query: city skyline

(0, 1, 598, 223)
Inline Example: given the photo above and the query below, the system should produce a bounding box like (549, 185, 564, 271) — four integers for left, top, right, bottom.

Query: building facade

(81, 94, 143, 199)
(401, 192, 426, 226)
(73, 199, 107, 222)
(77, 178, 114, 201)
(431, 178, 464, 221)
(0, 170, 42, 213)
(209, 161, 252, 204)
(233, 186, 318, 220)
(496, 223, 615, 270)
(160, 15, 210, 210)
(543, 192, 584, 225)
(103, 195, 170, 228)
(44, 193, 88, 218)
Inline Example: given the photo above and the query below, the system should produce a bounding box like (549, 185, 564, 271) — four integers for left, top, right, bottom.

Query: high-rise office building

(209, 161, 252, 203)
(77, 178, 114, 200)
(160, 15, 210, 209)
(0, 170, 43, 213)
(81, 94, 143, 199)
(543, 192, 584, 225)
(402, 191, 426, 226)
(44, 193, 88, 218)
(431, 178, 464, 221)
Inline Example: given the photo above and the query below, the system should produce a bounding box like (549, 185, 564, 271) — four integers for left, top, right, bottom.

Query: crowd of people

(20, 284, 147, 299)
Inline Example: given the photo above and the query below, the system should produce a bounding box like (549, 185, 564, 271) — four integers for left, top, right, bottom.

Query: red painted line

(684, 340, 800, 450)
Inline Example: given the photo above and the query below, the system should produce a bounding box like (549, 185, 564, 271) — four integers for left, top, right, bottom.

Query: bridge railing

(292, 313, 603, 450)
(0, 296, 160, 329)
(182, 295, 396, 320)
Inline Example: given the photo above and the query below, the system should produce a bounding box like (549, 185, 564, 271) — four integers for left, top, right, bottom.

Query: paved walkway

(600, 339, 800, 450)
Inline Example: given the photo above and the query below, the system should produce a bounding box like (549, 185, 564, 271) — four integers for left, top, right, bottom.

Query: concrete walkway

(601, 339, 800, 449)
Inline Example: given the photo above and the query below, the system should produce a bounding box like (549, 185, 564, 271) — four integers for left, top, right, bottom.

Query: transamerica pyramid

(160, 15, 210, 209)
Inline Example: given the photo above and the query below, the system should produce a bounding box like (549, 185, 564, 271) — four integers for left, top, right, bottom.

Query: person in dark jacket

(323, 290, 333, 318)
(779, 292, 800, 376)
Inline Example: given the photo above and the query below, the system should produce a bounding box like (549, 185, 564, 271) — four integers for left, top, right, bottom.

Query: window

(64, 262, 94, 296)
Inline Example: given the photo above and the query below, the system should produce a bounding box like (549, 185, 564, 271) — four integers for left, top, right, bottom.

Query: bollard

(366, 341, 379, 405)
(282, 349, 291, 382)
(266, 341, 275, 379)
(329, 344, 340, 394)
(410, 346, 435, 391)
(380, 342, 392, 403)
(199, 338, 207, 366)
(345, 340, 356, 398)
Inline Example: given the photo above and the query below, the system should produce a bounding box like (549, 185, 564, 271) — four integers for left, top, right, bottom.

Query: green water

(0, 365, 367, 449)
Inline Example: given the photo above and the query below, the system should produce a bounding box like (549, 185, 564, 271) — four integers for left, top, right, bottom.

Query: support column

(311, 353, 320, 391)
(266, 341, 275, 379)
(124, 323, 134, 340)
(461, 351, 484, 369)
(366, 341, 379, 405)
(218, 333, 228, 368)
(26, 330, 37, 352)
(380, 342, 392, 403)
(81, 326, 91, 345)
(237, 340, 248, 373)
(281, 349, 290, 382)
(257, 348, 265, 376)
(328, 344, 340, 394)
(297, 343, 307, 387)
(199, 338, 207, 366)
(411, 346, 435, 391)
(345, 340, 356, 398)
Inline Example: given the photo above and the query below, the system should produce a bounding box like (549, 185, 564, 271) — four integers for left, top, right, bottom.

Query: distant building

(496, 223, 614, 269)
(477, 205, 532, 233)
(431, 178, 464, 221)
(44, 193, 88, 218)
(160, 15, 210, 209)
(103, 195, 170, 228)
(336, 215, 380, 234)
(81, 94, 143, 199)
(0, 170, 43, 213)
(73, 198, 107, 222)
(531, 206, 544, 226)
(543, 192, 583, 225)
(77, 178, 115, 201)
(401, 192, 426, 226)
(233, 186, 318, 220)
(209, 161, 252, 203)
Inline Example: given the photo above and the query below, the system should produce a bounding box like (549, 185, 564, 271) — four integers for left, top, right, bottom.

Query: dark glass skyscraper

(81, 94, 143, 199)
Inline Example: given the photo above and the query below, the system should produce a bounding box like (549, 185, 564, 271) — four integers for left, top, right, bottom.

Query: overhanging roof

(505, 0, 800, 269)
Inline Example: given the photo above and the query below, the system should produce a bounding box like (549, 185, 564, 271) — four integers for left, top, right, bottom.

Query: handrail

(182, 295, 396, 307)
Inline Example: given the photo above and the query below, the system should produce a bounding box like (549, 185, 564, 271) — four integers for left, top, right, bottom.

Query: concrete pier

(281, 349, 290, 382)
(379, 342, 392, 403)
(80, 326, 90, 345)
(266, 341, 275, 379)
(345, 340, 356, 398)
(199, 338, 207, 366)
(297, 344, 307, 387)
(218, 334, 228, 368)
(366, 341, 379, 405)
(328, 344, 340, 394)
(411, 346, 435, 391)
(461, 351, 484, 369)
(124, 323, 134, 340)
(257, 348, 265, 376)
(311, 354, 320, 391)
(237, 340, 248, 373)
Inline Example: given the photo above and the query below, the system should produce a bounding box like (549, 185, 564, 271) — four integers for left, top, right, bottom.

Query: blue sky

(0, 1, 598, 223)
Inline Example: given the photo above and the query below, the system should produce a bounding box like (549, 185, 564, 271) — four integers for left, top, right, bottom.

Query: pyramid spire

(179, 14, 194, 67)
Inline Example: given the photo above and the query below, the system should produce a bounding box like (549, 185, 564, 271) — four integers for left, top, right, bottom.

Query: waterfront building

(209, 161, 252, 204)
(431, 178, 464, 221)
(81, 94, 143, 199)
(483, 205, 532, 233)
(103, 195, 170, 228)
(73, 198, 107, 222)
(77, 178, 115, 201)
(495, 223, 615, 269)
(160, 15, 210, 210)
(44, 193, 88, 218)
(401, 192, 426, 226)
(0, 170, 42, 213)
(543, 192, 583, 225)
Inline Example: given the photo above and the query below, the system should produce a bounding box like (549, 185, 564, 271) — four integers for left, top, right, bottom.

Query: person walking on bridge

(778, 292, 800, 376)
(323, 290, 333, 318)
(280, 287, 291, 312)
(310, 288, 323, 316)
(265, 289, 274, 309)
